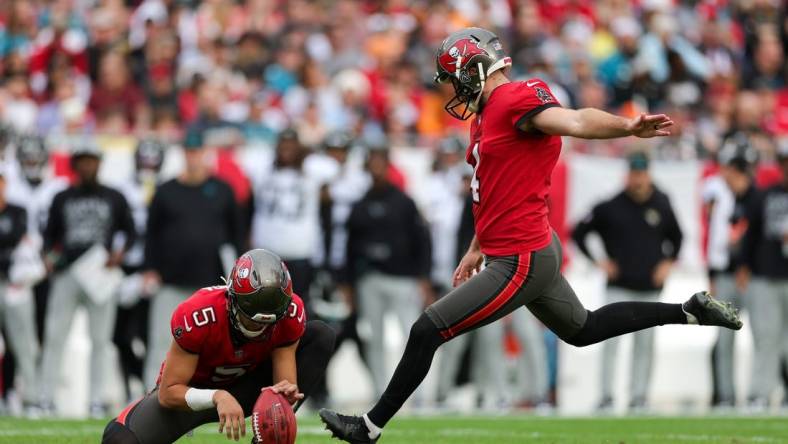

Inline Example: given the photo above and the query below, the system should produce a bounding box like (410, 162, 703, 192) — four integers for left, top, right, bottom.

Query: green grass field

(0, 415, 786, 444)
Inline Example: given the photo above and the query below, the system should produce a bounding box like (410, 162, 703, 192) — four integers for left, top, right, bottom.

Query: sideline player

(102, 249, 336, 444)
(320, 27, 742, 443)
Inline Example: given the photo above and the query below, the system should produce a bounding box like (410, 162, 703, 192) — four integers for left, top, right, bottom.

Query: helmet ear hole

(251, 269, 260, 285)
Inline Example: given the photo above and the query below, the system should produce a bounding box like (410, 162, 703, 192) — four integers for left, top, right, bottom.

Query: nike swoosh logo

(526, 81, 539, 87)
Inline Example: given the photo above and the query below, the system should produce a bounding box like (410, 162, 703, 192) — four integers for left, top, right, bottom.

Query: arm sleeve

(244, 189, 255, 244)
(115, 192, 137, 252)
(741, 191, 764, 269)
(700, 179, 717, 204)
(0, 208, 27, 248)
(663, 198, 684, 259)
(408, 199, 432, 279)
(43, 193, 64, 253)
(8, 208, 26, 248)
(143, 186, 163, 271)
(510, 79, 562, 129)
(571, 205, 601, 262)
(340, 204, 360, 285)
(223, 184, 245, 253)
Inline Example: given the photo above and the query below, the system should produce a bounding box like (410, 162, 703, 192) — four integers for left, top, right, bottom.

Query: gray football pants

(599, 287, 660, 403)
(0, 281, 39, 404)
(747, 277, 788, 401)
(357, 272, 422, 398)
(711, 273, 741, 403)
(143, 285, 193, 390)
(39, 272, 117, 407)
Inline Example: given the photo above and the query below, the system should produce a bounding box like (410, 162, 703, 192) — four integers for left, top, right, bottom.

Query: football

(251, 388, 297, 444)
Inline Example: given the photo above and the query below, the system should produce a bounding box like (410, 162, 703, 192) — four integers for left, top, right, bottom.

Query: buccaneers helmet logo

(231, 255, 258, 295)
(438, 38, 485, 76)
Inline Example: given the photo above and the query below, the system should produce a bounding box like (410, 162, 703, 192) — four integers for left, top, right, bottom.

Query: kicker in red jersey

(467, 78, 561, 256)
(157, 286, 306, 388)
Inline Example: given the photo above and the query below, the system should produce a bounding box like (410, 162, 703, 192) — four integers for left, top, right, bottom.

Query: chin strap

(236, 318, 269, 338)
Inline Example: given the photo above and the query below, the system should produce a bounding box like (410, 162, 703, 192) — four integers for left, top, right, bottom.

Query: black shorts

(102, 320, 335, 444)
(425, 232, 588, 341)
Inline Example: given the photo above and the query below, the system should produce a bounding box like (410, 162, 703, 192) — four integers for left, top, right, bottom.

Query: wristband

(185, 388, 218, 411)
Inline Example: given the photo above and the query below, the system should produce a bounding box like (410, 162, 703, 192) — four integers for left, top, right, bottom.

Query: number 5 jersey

(157, 286, 306, 388)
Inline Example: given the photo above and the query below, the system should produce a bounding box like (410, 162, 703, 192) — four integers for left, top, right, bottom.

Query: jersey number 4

(471, 142, 481, 203)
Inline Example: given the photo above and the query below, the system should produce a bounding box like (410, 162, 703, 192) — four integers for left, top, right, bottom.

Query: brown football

(251, 388, 297, 444)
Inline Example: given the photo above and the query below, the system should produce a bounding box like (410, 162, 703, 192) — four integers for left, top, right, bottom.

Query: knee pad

(102, 420, 140, 444)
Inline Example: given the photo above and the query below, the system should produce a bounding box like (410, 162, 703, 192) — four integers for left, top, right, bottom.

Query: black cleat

(319, 409, 379, 443)
(682, 291, 743, 330)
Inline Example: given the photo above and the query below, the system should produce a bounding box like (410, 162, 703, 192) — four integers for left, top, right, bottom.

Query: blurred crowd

(0, 0, 786, 154)
(0, 0, 786, 419)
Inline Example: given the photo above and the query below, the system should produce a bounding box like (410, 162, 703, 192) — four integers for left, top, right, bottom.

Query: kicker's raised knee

(561, 310, 596, 347)
(408, 313, 444, 347)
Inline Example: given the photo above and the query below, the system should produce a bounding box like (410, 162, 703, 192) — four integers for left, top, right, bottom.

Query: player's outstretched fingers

(241, 415, 246, 438)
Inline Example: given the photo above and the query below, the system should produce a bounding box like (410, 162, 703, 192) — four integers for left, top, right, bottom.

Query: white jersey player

(250, 129, 323, 305)
(113, 138, 166, 403)
(2, 134, 66, 416)
(322, 133, 369, 272)
(5, 134, 68, 240)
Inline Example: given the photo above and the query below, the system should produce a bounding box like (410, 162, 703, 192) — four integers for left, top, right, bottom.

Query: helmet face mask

(442, 67, 485, 120)
(135, 139, 165, 175)
(228, 295, 281, 340)
(16, 135, 48, 185)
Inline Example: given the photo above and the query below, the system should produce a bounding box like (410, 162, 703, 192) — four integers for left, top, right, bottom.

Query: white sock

(682, 306, 699, 325)
(362, 414, 382, 439)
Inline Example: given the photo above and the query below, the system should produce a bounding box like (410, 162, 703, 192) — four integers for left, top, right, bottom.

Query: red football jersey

(157, 286, 306, 388)
(467, 79, 562, 256)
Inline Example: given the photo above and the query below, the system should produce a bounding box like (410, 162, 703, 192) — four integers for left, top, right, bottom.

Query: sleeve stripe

(514, 102, 560, 129)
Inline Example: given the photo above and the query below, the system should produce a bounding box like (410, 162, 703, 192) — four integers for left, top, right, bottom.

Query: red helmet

(227, 249, 293, 340)
(434, 27, 512, 120)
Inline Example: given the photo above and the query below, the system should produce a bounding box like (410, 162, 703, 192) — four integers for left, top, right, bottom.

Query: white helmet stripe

(487, 56, 512, 77)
